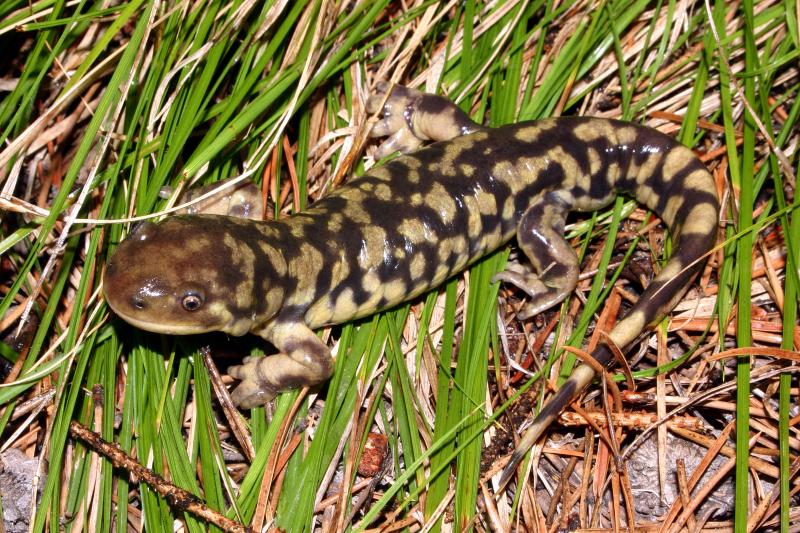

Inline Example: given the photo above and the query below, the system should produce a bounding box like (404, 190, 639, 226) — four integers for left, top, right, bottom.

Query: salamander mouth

(107, 307, 215, 335)
(103, 291, 214, 335)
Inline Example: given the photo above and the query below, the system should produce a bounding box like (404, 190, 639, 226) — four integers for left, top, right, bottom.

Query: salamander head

(103, 216, 287, 337)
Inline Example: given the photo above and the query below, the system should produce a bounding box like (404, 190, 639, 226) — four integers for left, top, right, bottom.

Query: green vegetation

(0, 0, 796, 531)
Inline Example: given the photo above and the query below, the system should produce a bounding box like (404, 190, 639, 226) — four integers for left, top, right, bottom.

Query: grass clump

(0, 1, 797, 531)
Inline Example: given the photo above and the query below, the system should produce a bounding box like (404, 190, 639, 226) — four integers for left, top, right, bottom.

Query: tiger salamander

(104, 84, 718, 482)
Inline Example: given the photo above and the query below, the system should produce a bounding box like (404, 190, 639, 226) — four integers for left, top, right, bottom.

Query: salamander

(103, 83, 718, 483)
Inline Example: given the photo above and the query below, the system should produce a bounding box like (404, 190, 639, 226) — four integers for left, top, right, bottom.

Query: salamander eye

(181, 292, 204, 312)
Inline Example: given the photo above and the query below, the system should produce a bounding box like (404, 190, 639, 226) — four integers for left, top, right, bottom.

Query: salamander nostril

(132, 297, 145, 310)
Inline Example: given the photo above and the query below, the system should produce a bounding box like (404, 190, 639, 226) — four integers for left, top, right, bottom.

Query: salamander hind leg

(493, 193, 579, 320)
(367, 82, 482, 159)
(228, 322, 333, 408)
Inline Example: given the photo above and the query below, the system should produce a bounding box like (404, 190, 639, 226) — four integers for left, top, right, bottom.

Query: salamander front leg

(163, 176, 265, 220)
(228, 322, 333, 408)
(367, 82, 483, 158)
(493, 193, 579, 320)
